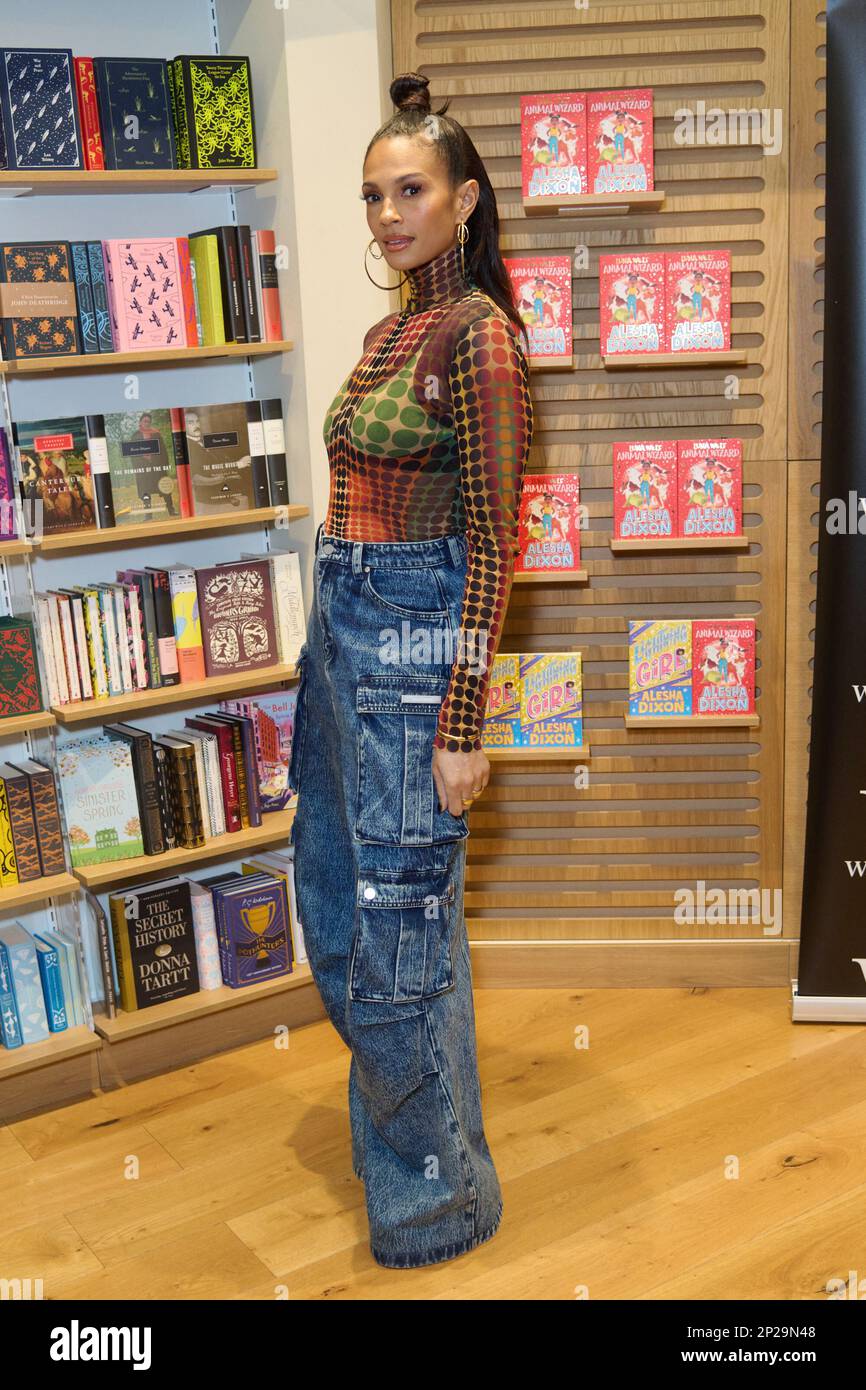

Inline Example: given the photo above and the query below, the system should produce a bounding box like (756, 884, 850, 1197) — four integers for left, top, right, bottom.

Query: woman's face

(361, 133, 478, 272)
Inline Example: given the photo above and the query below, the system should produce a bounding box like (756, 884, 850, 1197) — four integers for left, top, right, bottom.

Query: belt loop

(314, 520, 324, 554)
(446, 533, 462, 567)
(352, 540, 364, 575)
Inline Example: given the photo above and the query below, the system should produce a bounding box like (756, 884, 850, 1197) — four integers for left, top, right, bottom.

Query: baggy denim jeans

(287, 522, 504, 1269)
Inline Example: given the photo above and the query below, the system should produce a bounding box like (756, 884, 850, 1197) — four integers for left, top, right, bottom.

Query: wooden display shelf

(52, 660, 299, 725)
(36, 504, 310, 552)
(602, 350, 746, 369)
(94, 962, 314, 1042)
(0, 168, 277, 197)
(610, 537, 750, 553)
(624, 715, 760, 729)
(0, 872, 79, 912)
(0, 340, 293, 376)
(72, 807, 296, 889)
(529, 357, 574, 371)
(513, 568, 588, 583)
(0, 1023, 99, 1080)
(0, 709, 57, 736)
(523, 190, 666, 217)
(0, 538, 33, 557)
(484, 742, 590, 761)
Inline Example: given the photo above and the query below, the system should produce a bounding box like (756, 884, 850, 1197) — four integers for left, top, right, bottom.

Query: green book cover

(173, 55, 256, 169)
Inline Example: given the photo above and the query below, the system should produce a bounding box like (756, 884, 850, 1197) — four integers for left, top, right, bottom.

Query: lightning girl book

(519, 652, 583, 748)
(628, 620, 692, 717)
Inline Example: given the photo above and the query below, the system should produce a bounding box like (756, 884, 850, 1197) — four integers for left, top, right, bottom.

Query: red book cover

(666, 249, 731, 354)
(185, 714, 241, 833)
(73, 58, 106, 171)
(505, 256, 572, 365)
(693, 619, 756, 717)
(516, 472, 582, 575)
(254, 230, 283, 342)
(678, 439, 743, 538)
(613, 441, 677, 540)
(170, 407, 193, 517)
(196, 559, 279, 677)
(175, 237, 199, 348)
(0, 622, 43, 716)
(599, 252, 665, 356)
(586, 88, 654, 194)
(520, 91, 587, 200)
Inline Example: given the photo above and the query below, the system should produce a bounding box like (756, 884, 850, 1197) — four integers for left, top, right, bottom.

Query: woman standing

(288, 71, 533, 1269)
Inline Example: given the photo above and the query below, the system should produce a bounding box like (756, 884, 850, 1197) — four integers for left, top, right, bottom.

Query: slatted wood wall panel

(390, 0, 809, 948)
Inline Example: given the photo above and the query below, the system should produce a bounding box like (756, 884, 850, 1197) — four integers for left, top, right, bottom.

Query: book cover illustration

(109, 878, 199, 1011)
(73, 58, 105, 170)
(216, 875, 291, 987)
(0, 620, 43, 717)
(13, 416, 96, 535)
(183, 401, 257, 512)
(0, 241, 79, 359)
(586, 88, 654, 194)
(57, 734, 144, 866)
(0, 48, 82, 169)
(666, 250, 732, 354)
(481, 653, 521, 750)
(599, 252, 665, 356)
(174, 56, 256, 168)
(520, 91, 587, 200)
(0, 765, 41, 880)
(678, 439, 743, 537)
(103, 409, 180, 524)
(0, 924, 48, 1045)
(693, 619, 756, 717)
(103, 238, 187, 350)
(197, 560, 278, 676)
(519, 652, 583, 749)
(628, 619, 692, 717)
(220, 688, 300, 810)
(506, 256, 572, 365)
(612, 440, 678, 540)
(516, 472, 582, 574)
(93, 58, 175, 169)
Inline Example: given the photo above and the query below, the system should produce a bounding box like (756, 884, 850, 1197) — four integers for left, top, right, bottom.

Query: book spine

(66, 595, 94, 700)
(84, 414, 116, 528)
(236, 226, 262, 343)
(260, 399, 289, 507)
(188, 738, 212, 838)
(237, 718, 262, 827)
(96, 587, 123, 696)
(35, 942, 67, 1031)
(0, 943, 23, 1048)
(86, 242, 115, 353)
(0, 780, 19, 888)
(176, 237, 199, 348)
(170, 407, 193, 518)
(120, 731, 164, 856)
(166, 746, 205, 848)
(165, 60, 185, 169)
(3, 774, 41, 882)
(254, 230, 284, 342)
(70, 241, 98, 354)
(227, 723, 251, 829)
(124, 585, 148, 689)
(111, 587, 134, 694)
(109, 895, 136, 1013)
(27, 769, 68, 877)
(135, 573, 162, 690)
(189, 256, 204, 345)
(92, 60, 117, 170)
(152, 743, 177, 850)
(172, 58, 194, 168)
(167, 567, 206, 682)
(33, 597, 60, 707)
(55, 596, 82, 701)
(189, 236, 225, 346)
(80, 589, 109, 698)
(46, 594, 70, 704)
(146, 569, 180, 687)
(100, 241, 120, 349)
(202, 738, 226, 837)
(74, 59, 105, 171)
(245, 401, 271, 508)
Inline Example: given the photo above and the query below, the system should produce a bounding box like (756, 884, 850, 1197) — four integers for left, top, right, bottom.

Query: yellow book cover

(0, 779, 19, 888)
(188, 235, 226, 346)
(109, 893, 137, 1013)
(77, 586, 110, 699)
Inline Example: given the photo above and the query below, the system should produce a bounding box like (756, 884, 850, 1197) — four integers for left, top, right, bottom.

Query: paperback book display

(612, 439, 743, 542)
(481, 651, 583, 750)
(515, 472, 582, 575)
(521, 87, 654, 201)
(520, 92, 587, 199)
(505, 256, 573, 366)
(678, 439, 743, 537)
(599, 250, 732, 357)
(613, 441, 678, 539)
(586, 89, 654, 195)
(628, 619, 756, 719)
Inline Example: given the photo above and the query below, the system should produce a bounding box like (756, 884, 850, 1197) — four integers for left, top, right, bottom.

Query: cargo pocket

(355, 673, 470, 846)
(349, 867, 456, 1004)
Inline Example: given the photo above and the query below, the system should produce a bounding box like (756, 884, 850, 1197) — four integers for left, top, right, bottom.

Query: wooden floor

(2, 986, 865, 1300)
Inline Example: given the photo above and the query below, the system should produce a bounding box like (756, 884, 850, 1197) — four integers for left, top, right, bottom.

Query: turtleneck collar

(404, 238, 474, 314)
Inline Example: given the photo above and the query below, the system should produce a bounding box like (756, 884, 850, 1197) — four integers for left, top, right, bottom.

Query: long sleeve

(433, 311, 534, 753)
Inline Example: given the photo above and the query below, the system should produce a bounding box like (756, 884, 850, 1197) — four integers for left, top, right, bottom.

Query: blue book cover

(70, 242, 98, 355)
(93, 58, 176, 170)
(30, 931, 68, 1032)
(215, 874, 291, 988)
(36, 927, 82, 1026)
(0, 49, 83, 170)
(86, 241, 115, 353)
(0, 940, 23, 1049)
(0, 923, 49, 1044)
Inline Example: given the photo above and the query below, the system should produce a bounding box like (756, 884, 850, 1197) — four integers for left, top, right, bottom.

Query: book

(599, 252, 665, 356)
(260, 399, 289, 507)
(57, 589, 95, 700)
(170, 407, 193, 517)
(0, 941, 23, 1047)
(86, 241, 115, 353)
(57, 734, 144, 865)
(12, 415, 97, 536)
(143, 567, 181, 686)
(666, 249, 732, 354)
(481, 653, 521, 750)
(84, 414, 117, 528)
(520, 91, 587, 200)
(104, 408, 181, 525)
(209, 873, 291, 988)
(613, 440, 678, 540)
(70, 242, 98, 354)
(151, 741, 176, 850)
(0, 763, 41, 881)
(0, 241, 80, 359)
(171, 55, 257, 169)
(93, 58, 176, 170)
(175, 236, 199, 347)
(586, 88, 654, 195)
(0, 48, 83, 170)
(244, 401, 272, 508)
(8, 759, 66, 876)
(102, 238, 188, 350)
(628, 619, 692, 717)
(240, 550, 306, 663)
(0, 924, 48, 1044)
(187, 225, 244, 341)
(0, 428, 18, 542)
(71, 586, 109, 698)
(0, 618, 44, 718)
(693, 619, 756, 717)
(108, 877, 199, 1011)
(515, 472, 582, 576)
(187, 879, 223, 989)
(73, 58, 105, 170)
(184, 715, 241, 833)
(0, 777, 18, 888)
(187, 234, 226, 347)
(103, 725, 164, 856)
(253, 230, 284, 342)
(117, 569, 160, 689)
(236, 225, 262, 342)
(219, 689, 300, 811)
(242, 850, 307, 965)
(207, 712, 262, 827)
(182, 401, 258, 513)
(678, 439, 743, 538)
(519, 652, 583, 749)
(153, 736, 204, 848)
(165, 565, 206, 682)
(172, 728, 218, 838)
(197, 559, 279, 676)
(28, 930, 67, 1031)
(38, 926, 83, 1027)
(505, 256, 572, 366)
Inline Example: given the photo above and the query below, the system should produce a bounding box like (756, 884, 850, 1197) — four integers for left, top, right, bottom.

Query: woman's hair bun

(390, 72, 431, 114)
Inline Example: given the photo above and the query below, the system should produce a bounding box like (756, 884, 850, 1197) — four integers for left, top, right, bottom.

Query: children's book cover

(219, 688, 299, 811)
(519, 652, 583, 749)
(586, 88, 654, 194)
(516, 472, 581, 574)
(505, 256, 572, 365)
(678, 439, 743, 537)
(12, 416, 96, 535)
(520, 91, 587, 200)
(693, 619, 755, 716)
(612, 441, 677, 540)
(481, 653, 521, 750)
(628, 619, 692, 717)
(599, 252, 665, 355)
(666, 250, 731, 354)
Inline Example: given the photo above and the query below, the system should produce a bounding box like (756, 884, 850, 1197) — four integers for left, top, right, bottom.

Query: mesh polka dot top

(322, 240, 534, 753)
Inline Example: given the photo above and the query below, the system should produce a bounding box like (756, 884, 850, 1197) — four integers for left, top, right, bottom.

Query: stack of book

(0, 919, 84, 1049)
(613, 439, 744, 542)
(0, 758, 67, 886)
(599, 250, 732, 357)
(521, 87, 655, 199)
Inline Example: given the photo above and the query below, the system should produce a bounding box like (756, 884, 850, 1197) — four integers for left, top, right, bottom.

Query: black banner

(798, 0, 866, 1005)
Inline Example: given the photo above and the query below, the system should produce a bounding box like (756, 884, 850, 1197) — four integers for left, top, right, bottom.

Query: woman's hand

(432, 744, 490, 818)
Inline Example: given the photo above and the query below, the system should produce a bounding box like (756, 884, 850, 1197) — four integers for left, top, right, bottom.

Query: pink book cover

(612, 440, 677, 540)
(505, 255, 572, 364)
(599, 252, 665, 356)
(693, 619, 756, 717)
(586, 88, 654, 194)
(516, 472, 581, 575)
(520, 91, 587, 200)
(678, 439, 743, 538)
(102, 239, 188, 351)
(666, 249, 731, 354)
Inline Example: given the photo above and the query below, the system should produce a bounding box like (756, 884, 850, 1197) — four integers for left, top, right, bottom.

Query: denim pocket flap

(350, 869, 457, 1004)
(356, 673, 449, 716)
(356, 874, 455, 911)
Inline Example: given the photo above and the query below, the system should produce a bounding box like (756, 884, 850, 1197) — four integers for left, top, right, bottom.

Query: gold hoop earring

(364, 237, 409, 291)
(456, 219, 469, 279)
